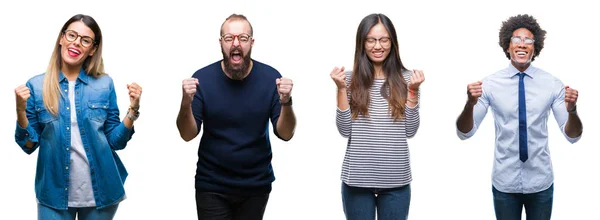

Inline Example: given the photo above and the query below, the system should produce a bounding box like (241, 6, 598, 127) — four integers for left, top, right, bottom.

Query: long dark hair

(349, 13, 408, 120)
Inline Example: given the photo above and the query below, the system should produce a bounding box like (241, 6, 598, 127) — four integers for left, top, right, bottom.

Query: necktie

(518, 72, 528, 162)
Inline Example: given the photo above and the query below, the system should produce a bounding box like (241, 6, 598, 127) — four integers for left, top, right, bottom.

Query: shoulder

(252, 60, 282, 78)
(532, 67, 563, 87)
(26, 73, 46, 88)
(192, 60, 222, 79)
(88, 73, 115, 90)
(481, 68, 508, 84)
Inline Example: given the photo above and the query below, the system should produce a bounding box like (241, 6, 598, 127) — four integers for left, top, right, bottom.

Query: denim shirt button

(64, 188, 68, 191)
(66, 148, 69, 151)
(66, 127, 70, 130)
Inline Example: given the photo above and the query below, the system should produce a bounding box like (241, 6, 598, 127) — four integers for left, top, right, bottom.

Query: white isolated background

(1, 0, 598, 219)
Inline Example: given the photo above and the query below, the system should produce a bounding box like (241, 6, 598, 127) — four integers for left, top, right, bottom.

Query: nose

(72, 36, 82, 47)
(232, 36, 241, 46)
(373, 40, 383, 49)
(517, 39, 527, 48)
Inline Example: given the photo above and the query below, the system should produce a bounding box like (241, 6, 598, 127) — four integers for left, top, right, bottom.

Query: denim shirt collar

(58, 68, 89, 84)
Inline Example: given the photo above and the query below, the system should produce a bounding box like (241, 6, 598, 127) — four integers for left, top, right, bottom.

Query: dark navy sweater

(191, 59, 283, 195)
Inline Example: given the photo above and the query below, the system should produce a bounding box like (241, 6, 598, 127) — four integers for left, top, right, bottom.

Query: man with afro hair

(455, 14, 583, 220)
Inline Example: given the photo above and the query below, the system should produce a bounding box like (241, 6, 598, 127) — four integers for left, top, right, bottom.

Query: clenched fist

(466, 81, 483, 105)
(127, 83, 142, 109)
(565, 86, 578, 112)
(330, 66, 346, 90)
(15, 85, 30, 112)
(276, 77, 293, 103)
(182, 78, 199, 106)
(408, 69, 425, 90)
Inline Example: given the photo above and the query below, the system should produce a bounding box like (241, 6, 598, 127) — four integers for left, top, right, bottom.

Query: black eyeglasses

(63, 30, 96, 48)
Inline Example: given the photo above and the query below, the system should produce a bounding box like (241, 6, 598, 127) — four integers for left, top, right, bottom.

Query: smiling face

(220, 19, 254, 80)
(364, 23, 391, 66)
(59, 21, 97, 70)
(508, 28, 535, 71)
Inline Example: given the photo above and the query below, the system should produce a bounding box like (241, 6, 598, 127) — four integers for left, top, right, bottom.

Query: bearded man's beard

(222, 46, 252, 80)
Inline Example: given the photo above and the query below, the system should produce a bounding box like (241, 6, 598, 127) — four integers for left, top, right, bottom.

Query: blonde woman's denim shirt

(14, 69, 134, 210)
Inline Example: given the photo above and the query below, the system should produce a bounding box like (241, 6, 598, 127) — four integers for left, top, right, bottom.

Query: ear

(251, 38, 255, 47)
(59, 36, 65, 47)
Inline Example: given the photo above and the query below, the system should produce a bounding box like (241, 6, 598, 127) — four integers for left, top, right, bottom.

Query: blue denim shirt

(14, 69, 134, 210)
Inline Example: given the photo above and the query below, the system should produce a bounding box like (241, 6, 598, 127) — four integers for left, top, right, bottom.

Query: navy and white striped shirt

(336, 70, 420, 188)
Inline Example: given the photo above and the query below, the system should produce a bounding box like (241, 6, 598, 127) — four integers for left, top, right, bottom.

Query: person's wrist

(130, 104, 140, 112)
(280, 96, 292, 106)
(127, 106, 140, 121)
(465, 100, 477, 108)
(568, 105, 577, 114)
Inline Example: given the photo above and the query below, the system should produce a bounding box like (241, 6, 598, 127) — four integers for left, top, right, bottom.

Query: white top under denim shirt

(15, 68, 134, 210)
(67, 80, 95, 207)
(457, 63, 581, 194)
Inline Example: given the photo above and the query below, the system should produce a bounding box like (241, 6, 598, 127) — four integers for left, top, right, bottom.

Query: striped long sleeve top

(336, 70, 420, 188)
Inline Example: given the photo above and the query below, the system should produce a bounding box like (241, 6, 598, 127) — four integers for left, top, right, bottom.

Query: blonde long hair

(43, 14, 105, 115)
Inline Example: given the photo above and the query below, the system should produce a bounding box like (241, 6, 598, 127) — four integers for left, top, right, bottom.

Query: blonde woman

(13, 14, 142, 220)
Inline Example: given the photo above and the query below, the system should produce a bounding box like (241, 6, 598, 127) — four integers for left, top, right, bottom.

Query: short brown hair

(220, 14, 254, 36)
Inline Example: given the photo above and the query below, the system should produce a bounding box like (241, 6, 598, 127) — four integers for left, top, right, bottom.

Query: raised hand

(330, 66, 346, 90)
(181, 78, 199, 106)
(467, 81, 483, 105)
(408, 69, 425, 90)
(564, 86, 578, 112)
(276, 77, 293, 103)
(127, 83, 142, 109)
(15, 85, 30, 112)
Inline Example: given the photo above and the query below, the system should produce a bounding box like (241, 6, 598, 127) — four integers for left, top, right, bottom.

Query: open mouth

(372, 51, 384, 58)
(516, 51, 528, 58)
(230, 50, 243, 63)
(67, 47, 81, 57)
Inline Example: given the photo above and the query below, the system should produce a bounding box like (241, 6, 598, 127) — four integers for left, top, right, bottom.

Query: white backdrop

(1, 0, 598, 219)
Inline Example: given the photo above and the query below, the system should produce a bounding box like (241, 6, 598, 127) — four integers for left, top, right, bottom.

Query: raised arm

(275, 77, 296, 141)
(456, 81, 489, 139)
(14, 82, 38, 153)
(104, 79, 139, 150)
(331, 67, 351, 138)
(177, 78, 200, 142)
(552, 85, 582, 142)
(405, 69, 425, 137)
